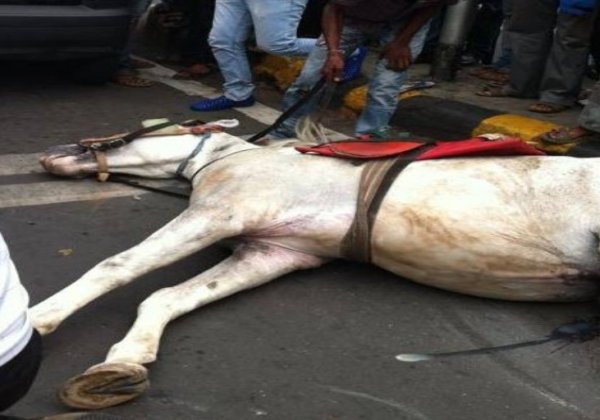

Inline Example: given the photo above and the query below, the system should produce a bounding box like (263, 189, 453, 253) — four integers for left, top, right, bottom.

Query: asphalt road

(1, 61, 599, 420)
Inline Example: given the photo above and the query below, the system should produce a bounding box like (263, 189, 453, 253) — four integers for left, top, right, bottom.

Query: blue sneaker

(190, 95, 255, 112)
(341, 46, 367, 82)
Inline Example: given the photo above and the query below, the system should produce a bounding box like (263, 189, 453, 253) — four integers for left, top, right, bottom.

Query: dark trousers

(178, 0, 216, 65)
(0, 331, 42, 412)
(507, 0, 597, 105)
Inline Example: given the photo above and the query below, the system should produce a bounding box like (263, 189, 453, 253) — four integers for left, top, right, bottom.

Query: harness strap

(340, 155, 417, 263)
(175, 133, 211, 178)
(93, 150, 110, 182)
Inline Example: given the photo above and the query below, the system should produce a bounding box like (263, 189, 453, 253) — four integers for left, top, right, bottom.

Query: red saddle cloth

(295, 137, 544, 160)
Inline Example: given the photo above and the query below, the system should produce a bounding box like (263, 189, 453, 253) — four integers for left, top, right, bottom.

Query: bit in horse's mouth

(44, 144, 89, 159)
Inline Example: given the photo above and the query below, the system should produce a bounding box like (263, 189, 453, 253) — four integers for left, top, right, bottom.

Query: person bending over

(271, 0, 456, 139)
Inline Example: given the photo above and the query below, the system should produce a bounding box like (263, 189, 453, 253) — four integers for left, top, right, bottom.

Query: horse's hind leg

(58, 243, 325, 409)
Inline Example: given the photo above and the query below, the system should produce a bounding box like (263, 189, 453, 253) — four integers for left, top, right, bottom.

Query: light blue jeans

(209, 0, 316, 101)
(272, 20, 430, 138)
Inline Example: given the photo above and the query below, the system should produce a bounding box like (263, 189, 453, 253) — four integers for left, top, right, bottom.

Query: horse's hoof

(59, 362, 149, 409)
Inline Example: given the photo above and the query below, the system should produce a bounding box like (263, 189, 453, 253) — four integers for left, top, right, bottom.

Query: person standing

(271, 0, 455, 139)
(477, 0, 598, 114)
(540, 80, 600, 143)
(189, 0, 317, 111)
(190, 0, 367, 112)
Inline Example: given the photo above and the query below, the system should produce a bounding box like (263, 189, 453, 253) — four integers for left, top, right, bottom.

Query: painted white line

(322, 385, 431, 420)
(140, 61, 349, 139)
(140, 64, 280, 126)
(0, 153, 44, 176)
(0, 180, 145, 209)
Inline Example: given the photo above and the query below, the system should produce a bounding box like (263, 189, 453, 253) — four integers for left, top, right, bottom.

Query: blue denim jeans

(272, 20, 430, 138)
(209, 0, 316, 101)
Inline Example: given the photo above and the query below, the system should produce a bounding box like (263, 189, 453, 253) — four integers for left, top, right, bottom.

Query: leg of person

(504, 0, 557, 98)
(540, 81, 600, 143)
(191, 0, 254, 111)
(114, 0, 155, 87)
(0, 331, 42, 411)
(270, 26, 365, 139)
(492, 0, 512, 70)
(174, 0, 215, 79)
(354, 21, 430, 137)
(579, 81, 600, 133)
(250, 0, 315, 56)
(464, 0, 504, 65)
(535, 8, 598, 112)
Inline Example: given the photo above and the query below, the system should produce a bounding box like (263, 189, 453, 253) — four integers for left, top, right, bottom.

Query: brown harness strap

(340, 156, 415, 263)
(93, 150, 110, 182)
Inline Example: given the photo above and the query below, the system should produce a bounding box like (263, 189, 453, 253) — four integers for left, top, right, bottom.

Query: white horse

(30, 125, 600, 409)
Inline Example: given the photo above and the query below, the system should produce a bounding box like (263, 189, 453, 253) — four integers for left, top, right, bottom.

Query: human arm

(381, 4, 443, 71)
(321, 3, 346, 82)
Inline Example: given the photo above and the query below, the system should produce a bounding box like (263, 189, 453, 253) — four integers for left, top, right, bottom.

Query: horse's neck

(180, 132, 259, 181)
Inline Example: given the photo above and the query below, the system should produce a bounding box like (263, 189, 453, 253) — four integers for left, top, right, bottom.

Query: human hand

(322, 51, 345, 82)
(381, 42, 413, 72)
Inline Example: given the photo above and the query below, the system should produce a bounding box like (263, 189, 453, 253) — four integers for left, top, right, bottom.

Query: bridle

(78, 119, 228, 182)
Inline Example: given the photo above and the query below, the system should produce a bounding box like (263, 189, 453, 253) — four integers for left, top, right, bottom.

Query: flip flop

(112, 73, 155, 88)
(469, 67, 510, 83)
(528, 102, 569, 114)
(173, 64, 213, 80)
(475, 85, 510, 97)
(131, 57, 155, 69)
(539, 127, 597, 144)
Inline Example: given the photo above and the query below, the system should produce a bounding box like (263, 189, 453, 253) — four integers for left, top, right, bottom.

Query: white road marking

(0, 179, 144, 209)
(321, 385, 431, 420)
(0, 153, 43, 176)
(140, 64, 280, 126)
(1, 60, 346, 208)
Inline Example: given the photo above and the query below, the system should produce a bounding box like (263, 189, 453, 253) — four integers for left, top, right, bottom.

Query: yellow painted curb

(343, 85, 423, 114)
(472, 114, 573, 154)
(254, 54, 573, 153)
(343, 85, 368, 113)
(254, 56, 305, 90)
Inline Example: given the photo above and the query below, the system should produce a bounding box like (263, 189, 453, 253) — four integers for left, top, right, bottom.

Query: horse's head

(40, 142, 110, 178)
(40, 121, 252, 181)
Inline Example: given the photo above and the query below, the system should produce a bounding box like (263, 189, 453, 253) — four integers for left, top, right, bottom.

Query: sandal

(539, 127, 597, 144)
(112, 71, 155, 88)
(528, 102, 569, 114)
(173, 64, 213, 80)
(469, 66, 510, 84)
(475, 85, 510, 97)
(131, 57, 155, 69)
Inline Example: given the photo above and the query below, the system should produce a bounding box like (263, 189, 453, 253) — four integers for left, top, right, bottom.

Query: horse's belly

(371, 202, 600, 301)
(375, 255, 600, 302)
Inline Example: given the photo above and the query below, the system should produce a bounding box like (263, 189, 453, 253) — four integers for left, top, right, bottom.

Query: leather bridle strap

(93, 150, 110, 182)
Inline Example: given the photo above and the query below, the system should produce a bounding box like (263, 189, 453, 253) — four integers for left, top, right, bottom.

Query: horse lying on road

(31, 124, 600, 409)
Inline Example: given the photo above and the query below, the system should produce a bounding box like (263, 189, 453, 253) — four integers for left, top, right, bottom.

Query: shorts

(0, 330, 42, 412)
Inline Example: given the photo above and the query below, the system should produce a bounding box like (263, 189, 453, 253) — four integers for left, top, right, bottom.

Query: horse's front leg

(57, 243, 326, 409)
(29, 206, 241, 335)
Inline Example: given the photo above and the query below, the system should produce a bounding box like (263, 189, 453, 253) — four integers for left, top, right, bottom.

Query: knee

(208, 27, 241, 51)
(256, 37, 298, 56)
(137, 288, 175, 315)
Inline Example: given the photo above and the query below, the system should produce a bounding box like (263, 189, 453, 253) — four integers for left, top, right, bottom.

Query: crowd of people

(2, 0, 600, 414)
(111, 0, 599, 141)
